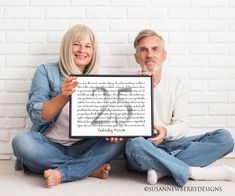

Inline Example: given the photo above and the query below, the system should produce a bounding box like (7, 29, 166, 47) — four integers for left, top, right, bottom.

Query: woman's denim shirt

(27, 62, 63, 134)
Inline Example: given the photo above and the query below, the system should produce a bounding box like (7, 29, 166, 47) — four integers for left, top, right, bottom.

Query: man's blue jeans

(125, 129, 234, 187)
(12, 131, 126, 183)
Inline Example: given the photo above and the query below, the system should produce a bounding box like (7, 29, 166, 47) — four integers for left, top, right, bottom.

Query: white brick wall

(0, 0, 235, 159)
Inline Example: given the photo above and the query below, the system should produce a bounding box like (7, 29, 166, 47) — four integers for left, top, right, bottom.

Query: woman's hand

(61, 76, 78, 98)
(148, 125, 167, 145)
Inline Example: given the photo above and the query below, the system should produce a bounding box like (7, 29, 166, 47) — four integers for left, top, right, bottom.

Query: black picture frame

(69, 75, 154, 138)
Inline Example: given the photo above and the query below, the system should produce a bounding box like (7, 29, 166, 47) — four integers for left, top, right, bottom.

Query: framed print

(69, 75, 153, 137)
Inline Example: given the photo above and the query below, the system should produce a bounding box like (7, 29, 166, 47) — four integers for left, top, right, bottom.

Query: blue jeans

(125, 129, 234, 187)
(12, 131, 126, 183)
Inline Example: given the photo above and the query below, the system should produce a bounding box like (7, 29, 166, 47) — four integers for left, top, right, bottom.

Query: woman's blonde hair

(59, 24, 99, 78)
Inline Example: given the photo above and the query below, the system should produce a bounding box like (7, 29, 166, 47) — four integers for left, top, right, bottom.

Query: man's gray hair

(134, 29, 165, 50)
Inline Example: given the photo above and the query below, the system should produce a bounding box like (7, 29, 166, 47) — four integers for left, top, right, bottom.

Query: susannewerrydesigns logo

(98, 128, 126, 134)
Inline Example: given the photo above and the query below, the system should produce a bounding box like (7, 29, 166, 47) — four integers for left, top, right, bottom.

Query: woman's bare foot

(44, 169, 62, 188)
(90, 163, 111, 179)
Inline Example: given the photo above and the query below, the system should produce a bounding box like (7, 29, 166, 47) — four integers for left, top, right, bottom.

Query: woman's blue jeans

(12, 131, 126, 183)
(125, 129, 234, 187)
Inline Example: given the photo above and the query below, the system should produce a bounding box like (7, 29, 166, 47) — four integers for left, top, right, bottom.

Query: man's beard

(140, 63, 161, 73)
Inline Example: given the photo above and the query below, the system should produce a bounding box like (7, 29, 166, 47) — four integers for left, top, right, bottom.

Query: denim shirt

(27, 62, 64, 134)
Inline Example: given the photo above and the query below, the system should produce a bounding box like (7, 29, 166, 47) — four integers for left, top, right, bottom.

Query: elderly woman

(12, 24, 125, 188)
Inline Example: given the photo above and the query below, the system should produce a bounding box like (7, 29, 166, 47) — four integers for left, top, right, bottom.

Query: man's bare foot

(90, 163, 111, 179)
(44, 169, 62, 188)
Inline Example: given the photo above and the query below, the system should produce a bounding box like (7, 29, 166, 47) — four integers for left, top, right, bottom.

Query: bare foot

(90, 163, 111, 179)
(44, 169, 62, 188)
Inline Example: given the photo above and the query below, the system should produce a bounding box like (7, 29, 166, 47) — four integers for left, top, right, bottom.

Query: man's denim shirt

(27, 62, 63, 134)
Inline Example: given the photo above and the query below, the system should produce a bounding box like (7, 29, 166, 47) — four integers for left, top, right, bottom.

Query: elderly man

(125, 29, 235, 187)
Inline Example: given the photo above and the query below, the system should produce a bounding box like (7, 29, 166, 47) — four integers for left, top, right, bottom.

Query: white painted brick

(0, 93, 27, 104)
(111, 0, 148, 6)
(228, 69, 235, 79)
(100, 55, 128, 67)
(6, 55, 58, 67)
(0, 79, 5, 90)
(0, 69, 28, 80)
(70, 20, 108, 31)
(0, 118, 25, 129)
(0, 44, 28, 54)
(29, 20, 68, 31)
(167, 44, 189, 54)
(0, 143, 12, 154)
(96, 32, 128, 43)
(6, 32, 46, 43)
(6, 80, 31, 92)
(189, 92, 227, 103)
(208, 56, 235, 67)
(150, 20, 188, 31)
(0, 154, 11, 159)
(209, 32, 235, 42)
(0, 56, 4, 68)
(189, 116, 226, 128)
(110, 44, 135, 55)
(30, 0, 69, 6)
(191, 0, 229, 6)
(228, 93, 235, 102)
(30, 44, 60, 55)
(27, 68, 37, 80)
(46, 8, 84, 19)
(110, 20, 148, 31)
(189, 68, 227, 79)
(0, 19, 27, 30)
(150, 0, 189, 6)
(188, 104, 207, 115)
(229, 21, 235, 31)
(5, 105, 27, 117)
(190, 44, 227, 54)
(0, 0, 27, 6)
(187, 80, 206, 91)
(0, 105, 4, 116)
(128, 8, 166, 19)
(168, 8, 207, 19)
(5, 8, 44, 18)
(0, 8, 3, 18)
(190, 21, 228, 31)
(99, 44, 109, 55)
(0, 130, 9, 142)
(0, 32, 4, 43)
(71, 0, 109, 6)
(209, 8, 235, 19)
(169, 32, 208, 43)
(227, 116, 235, 127)
(168, 55, 207, 67)
(87, 8, 126, 19)
(229, 44, 235, 54)
(209, 104, 235, 115)
(232, 0, 235, 6)
(47, 32, 64, 43)
(208, 80, 235, 91)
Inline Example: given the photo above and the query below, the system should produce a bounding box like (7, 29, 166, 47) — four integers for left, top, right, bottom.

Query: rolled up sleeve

(26, 65, 51, 125)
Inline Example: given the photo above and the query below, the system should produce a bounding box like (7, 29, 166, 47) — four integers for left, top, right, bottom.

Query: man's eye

(140, 48, 147, 52)
(152, 47, 158, 51)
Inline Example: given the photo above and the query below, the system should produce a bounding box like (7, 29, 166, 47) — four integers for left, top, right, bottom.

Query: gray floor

(0, 159, 235, 196)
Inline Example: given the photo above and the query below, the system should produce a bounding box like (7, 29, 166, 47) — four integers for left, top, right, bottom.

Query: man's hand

(105, 137, 123, 142)
(148, 125, 167, 145)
